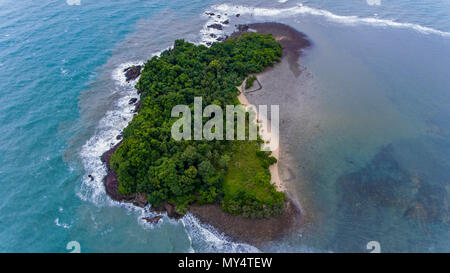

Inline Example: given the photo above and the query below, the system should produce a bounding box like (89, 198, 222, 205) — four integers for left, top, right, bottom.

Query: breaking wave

(181, 213, 260, 253)
(211, 3, 450, 37)
(78, 61, 143, 204)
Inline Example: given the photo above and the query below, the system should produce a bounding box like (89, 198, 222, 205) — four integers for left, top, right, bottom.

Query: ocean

(0, 0, 448, 252)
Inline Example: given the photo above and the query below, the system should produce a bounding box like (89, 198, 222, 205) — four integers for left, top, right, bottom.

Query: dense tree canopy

(110, 33, 285, 217)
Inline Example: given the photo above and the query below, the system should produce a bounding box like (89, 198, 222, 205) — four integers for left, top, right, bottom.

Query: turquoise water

(0, 0, 448, 252)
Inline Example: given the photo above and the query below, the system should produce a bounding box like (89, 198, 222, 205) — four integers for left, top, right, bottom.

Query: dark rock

(133, 100, 142, 113)
(217, 15, 221, 18)
(205, 12, 215, 16)
(100, 142, 127, 201)
(165, 202, 176, 217)
(150, 200, 182, 220)
(142, 215, 163, 224)
(116, 132, 123, 140)
(206, 42, 212, 46)
(132, 193, 148, 208)
(404, 201, 427, 220)
(88, 175, 94, 181)
(207, 24, 223, 30)
(128, 98, 138, 105)
(236, 14, 240, 17)
(209, 33, 217, 38)
(216, 37, 224, 42)
(123, 65, 142, 82)
(222, 19, 229, 25)
(237, 24, 249, 32)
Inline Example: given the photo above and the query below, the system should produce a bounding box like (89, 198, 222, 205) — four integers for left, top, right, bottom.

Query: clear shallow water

(0, 0, 448, 252)
(275, 22, 450, 252)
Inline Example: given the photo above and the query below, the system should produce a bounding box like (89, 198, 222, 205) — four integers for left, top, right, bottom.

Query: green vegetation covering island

(110, 33, 285, 218)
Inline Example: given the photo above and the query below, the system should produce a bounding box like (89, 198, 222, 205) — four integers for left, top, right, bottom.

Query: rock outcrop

(207, 24, 223, 30)
(123, 65, 142, 82)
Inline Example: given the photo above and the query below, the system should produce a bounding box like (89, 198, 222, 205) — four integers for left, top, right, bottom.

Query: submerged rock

(142, 215, 163, 224)
(128, 98, 138, 105)
(222, 19, 229, 25)
(336, 144, 449, 227)
(404, 201, 428, 221)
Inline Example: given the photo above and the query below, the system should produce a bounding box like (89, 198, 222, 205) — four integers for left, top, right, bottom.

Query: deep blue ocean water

(0, 0, 448, 252)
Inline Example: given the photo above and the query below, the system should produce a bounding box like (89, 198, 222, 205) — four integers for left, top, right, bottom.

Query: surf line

(211, 3, 450, 37)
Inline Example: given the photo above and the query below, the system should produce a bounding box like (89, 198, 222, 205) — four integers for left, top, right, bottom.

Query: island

(102, 22, 311, 244)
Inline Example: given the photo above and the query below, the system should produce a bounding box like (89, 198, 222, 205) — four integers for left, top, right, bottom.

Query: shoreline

(237, 81, 285, 192)
(100, 22, 311, 245)
(233, 22, 311, 196)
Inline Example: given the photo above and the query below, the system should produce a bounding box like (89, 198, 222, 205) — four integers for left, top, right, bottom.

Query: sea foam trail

(181, 213, 260, 253)
(212, 3, 450, 37)
(78, 61, 143, 204)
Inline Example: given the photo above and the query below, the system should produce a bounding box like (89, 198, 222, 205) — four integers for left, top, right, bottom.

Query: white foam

(55, 218, 71, 229)
(66, 0, 81, 6)
(112, 61, 144, 87)
(60, 68, 68, 76)
(367, 0, 381, 6)
(212, 3, 450, 37)
(78, 56, 169, 205)
(200, 11, 232, 46)
(181, 213, 260, 253)
(78, 61, 143, 204)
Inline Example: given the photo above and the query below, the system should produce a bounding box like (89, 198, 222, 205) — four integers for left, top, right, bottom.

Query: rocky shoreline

(100, 22, 311, 245)
(123, 65, 142, 82)
(100, 140, 184, 221)
(190, 198, 302, 245)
